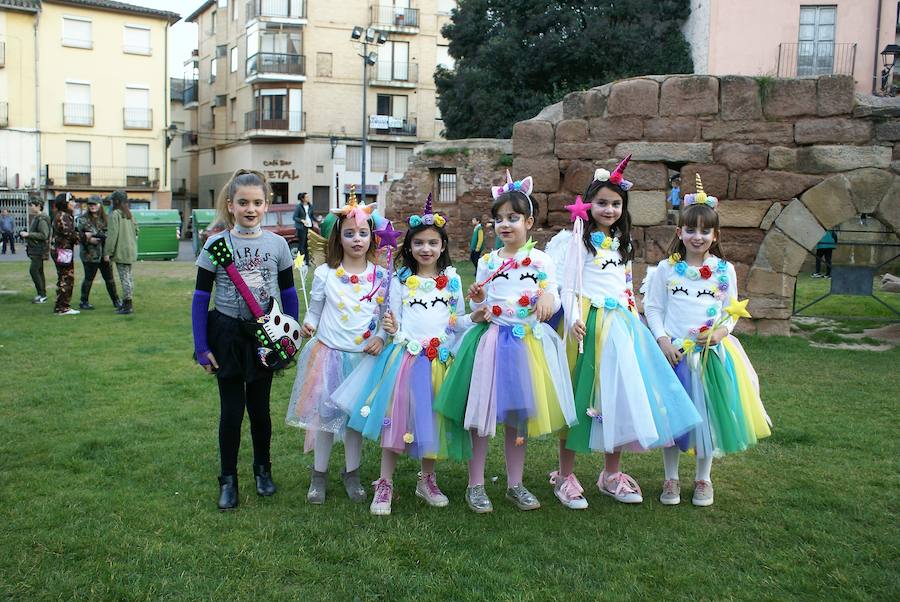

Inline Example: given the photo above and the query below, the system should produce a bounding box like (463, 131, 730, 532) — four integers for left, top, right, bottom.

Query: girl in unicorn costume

(434, 172, 577, 514)
(545, 156, 702, 508)
(285, 189, 387, 505)
(644, 175, 771, 507)
(331, 194, 488, 516)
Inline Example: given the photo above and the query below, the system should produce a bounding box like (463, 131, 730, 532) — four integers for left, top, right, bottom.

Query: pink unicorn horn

(505, 169, 514, 184)
(611, 153, 632, 180)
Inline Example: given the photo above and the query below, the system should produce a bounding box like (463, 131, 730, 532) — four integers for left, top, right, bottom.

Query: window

(63, 17, 92, 49)
(211, 147, 216, 164)
(210, 106, 216, 129)
(395, 147, 413, 172)
(374, 94, 408, 131)
(376, 41, 409, 81)
(316, 52, 333, 77)
(123, 25, 151, 55)
(216, 44, 227, 58)
(230, 46, 238, 72)
(210, 11, 216, 35)
(229, 97, 236, 122)
(66, 141, 91, 185)
(232, 0, 238, 20)
(125, 86, 152, 128)
(210, 57, 217, 83)
(64, 82, 92, 126)
(437, 0, 456, 14)
(797, 6, 836, 76)
(436, 45, 454, 70)
(436, 171, 457, 204)
(126, 144, 150, 186)
(346, 146, 362, 171)
(217, 0, 227, 7)
(371, 146, 389, 172)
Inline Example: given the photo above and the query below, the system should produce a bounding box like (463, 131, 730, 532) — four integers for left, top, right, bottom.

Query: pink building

(684, 0, 899, 94)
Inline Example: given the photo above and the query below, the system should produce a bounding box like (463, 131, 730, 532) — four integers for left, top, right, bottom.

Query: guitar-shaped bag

(207, 237, 301, 370)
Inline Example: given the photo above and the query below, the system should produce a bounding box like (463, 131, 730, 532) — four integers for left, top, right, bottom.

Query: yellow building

(184, 0, 456, 213)
(0, 0, 180, 208)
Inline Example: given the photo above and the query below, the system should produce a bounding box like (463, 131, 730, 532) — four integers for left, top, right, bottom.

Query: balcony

(777, 42, 857, 78)
(183, 81, 198, 107)
(182, 131, 199, 148)
(0, 102, 7, 128)
(246, 0, 307, 24)
(46, 164, 160, 190)
(123, 108, 153, 130)
(371, 4, 419, 33)
(63, 103, 94, 126)
(368, 115, 416, 137)
(0, 41, 5, 68)
(369, 61, 418, 88)
(246, 52, 306, 83)
(244, 110, 305, 137)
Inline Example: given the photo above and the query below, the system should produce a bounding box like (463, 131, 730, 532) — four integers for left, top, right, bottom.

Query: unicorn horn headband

(592, 154, 633, 191)
(407, 192, 446, 228)
(331, 185, 375, 227)
(491, 170, 534, 216)
(682, 173, 719, 209)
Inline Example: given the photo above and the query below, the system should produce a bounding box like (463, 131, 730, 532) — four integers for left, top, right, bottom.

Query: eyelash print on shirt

(519, 272, 539, 283)
(493, 272, 510, 281)
(431, 298, 449, 307)
(409, 299, 428, 309)
(696, 290, 716, 299)
(599, 259, 617, 270)
(672, 286, 689, 296)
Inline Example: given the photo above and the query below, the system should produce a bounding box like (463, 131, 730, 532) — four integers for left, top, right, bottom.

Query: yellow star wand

(294, 252, 309, 310)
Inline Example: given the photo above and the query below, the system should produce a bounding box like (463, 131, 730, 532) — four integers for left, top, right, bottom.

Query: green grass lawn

(792, 270, 900, 322)
(1, 260, 898, 600)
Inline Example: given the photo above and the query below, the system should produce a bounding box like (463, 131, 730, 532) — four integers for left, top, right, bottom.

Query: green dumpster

(191, 209, 218, 256)
(133, 210, 181, 260)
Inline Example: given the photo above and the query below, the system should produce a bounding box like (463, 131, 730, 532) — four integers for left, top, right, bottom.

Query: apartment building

(683, 0, 899, 94)
(0, 0, 179, 208)
(170, 74, 199, 220)
(183, 0, 456, 214)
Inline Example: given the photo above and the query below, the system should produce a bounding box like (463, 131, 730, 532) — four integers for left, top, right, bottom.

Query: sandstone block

(546, 192, 570, 213)
(753, 318, 791, 336)
(659, 76, 719, 116)
(594, 159, 668, 191)
(736, 171, 823, 200)
(512, 120, 555, 157)
(643, 225, 677, 263)
(713, 143, 768, 171)
(681, 164, 729, 198)
(747, 267, 797, 298)
(747, 296, 792, 320)
(719, 228, 765, 265)
(800, 175, 856, 229)
(773, 199, 825, 249)
(589, 116, 643, 143)
(768, 147, 797, 170)
(757, 227, 809, 274)
(759, 202, 783, 230)
(817, 75, 855, 116)
(763, 79, 817, 118)
(615, 142, 712, 163)
(561, 160, 595, 195)
(563, 91, 587, 119)
(794, 145, 892, 173)
(555, 142, 611, 160)
(607, 79, 659, 117)
(852, 95, 900, 118)
(841, 168, 892, 213)
(794, 118, 874, 144)
(702, 121, 794, 144)
(583, 87, 610, 118)
(643, 117, 701, 142)
(628, 191, 668, 226)
(512, 156, 559, 192)
(717, 200, 774, 228)
(876, 120, 900, 141)
(555, 119, 588, 144)
(530, 192, 549, 225)
(720, 76, 763, 121)
(875, 176, 900, 231)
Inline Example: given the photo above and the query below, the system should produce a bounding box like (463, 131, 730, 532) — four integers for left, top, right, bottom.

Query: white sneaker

(598, 470, 643, 504)
(415, 471, 449, 507)
(659, 479, 681, 505)
(549, 471, 588, 509)
(692, 480, 714, 507)
(55, 308, 80, 315)
(32, 296, 47, 304)
(370, 478, 393, 516)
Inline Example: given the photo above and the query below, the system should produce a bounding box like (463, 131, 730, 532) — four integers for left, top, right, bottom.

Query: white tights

(663, 446, 713, 483)
(313, 430, 363, 473)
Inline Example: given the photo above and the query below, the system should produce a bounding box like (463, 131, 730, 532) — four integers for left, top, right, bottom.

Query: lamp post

(880, 45, 900, 96)
(350, 26, 386, 204)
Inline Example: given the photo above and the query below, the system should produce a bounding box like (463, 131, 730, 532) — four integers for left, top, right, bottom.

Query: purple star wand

(362, 220, 402, 309)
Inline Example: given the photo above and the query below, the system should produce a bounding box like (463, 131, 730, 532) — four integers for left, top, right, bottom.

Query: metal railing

(63, 103, 94, 126)
(246, 0, 306, 20)
(245, 110, 305, 132)
(46, 164, 160, 189)
(183, 82, 198, 104)
(246, 52, 306, 77)
(368, 116, 417, 136)
(182, 131, 199, 147)
(0, 102, 7, 128)
(123, 108, 153, 129)
(777, 42, 857, 78)
(371, 4, 419, 28)
(369, 61, 418, 83)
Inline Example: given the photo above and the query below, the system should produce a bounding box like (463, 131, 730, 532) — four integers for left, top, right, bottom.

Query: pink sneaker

(549, 471, 588, 510)
(369, 478, 393, 515)
(598, 470, 643, 504)
(416, 471, 449, 507)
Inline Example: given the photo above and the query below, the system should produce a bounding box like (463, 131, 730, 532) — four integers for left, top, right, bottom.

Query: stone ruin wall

(388, 74, 900, 336)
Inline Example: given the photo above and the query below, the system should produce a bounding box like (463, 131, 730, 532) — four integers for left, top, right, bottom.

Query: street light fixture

(350, 25, 387, 204)
(880, 44, 900, 96)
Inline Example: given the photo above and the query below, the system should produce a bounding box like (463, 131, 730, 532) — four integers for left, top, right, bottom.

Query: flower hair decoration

(593, 153, 633, 191)
(331, 185, 375, 227)
(682, 174, 719, 209)
(491, 170, 534, 215)
(407, 192, 446, 228)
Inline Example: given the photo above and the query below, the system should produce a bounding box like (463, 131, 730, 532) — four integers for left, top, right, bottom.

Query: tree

(435, 0, 694, 139)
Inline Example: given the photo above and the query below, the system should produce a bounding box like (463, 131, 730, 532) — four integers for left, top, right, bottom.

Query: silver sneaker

(505, 484, 541, 511)
(465, 484, 493, 514)
(692, 480, 714, 507)
(307, 469, 327, 504)
(659, 479, 681, 505)
(341, 468, 367, 503)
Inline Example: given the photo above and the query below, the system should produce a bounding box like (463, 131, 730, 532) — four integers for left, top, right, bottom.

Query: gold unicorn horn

(695, 173, 704, 194)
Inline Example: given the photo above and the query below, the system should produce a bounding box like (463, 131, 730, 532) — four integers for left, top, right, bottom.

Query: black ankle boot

(253, 463, 276, 496)
(217, 475, 238, 510)
(116, 299, 133, 314)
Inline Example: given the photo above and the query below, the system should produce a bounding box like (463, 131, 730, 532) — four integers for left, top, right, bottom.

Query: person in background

(20, 198, 51, 303)
(293, 192, 314, 263)
(104, 190, 139, 315)
(812, 230, 837, 279)
(51, 193, 80, 315)
(469, 215, 485, 269)
(1, 208, 15, 254)
(668, 175, 682, 210)
(76, 195, 120, 310)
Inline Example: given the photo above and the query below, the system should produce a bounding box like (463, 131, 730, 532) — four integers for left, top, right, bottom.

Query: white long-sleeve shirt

(644, 254, 738, 344)
(472, 247, 560, 327)
(304, 262, 386, 352)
